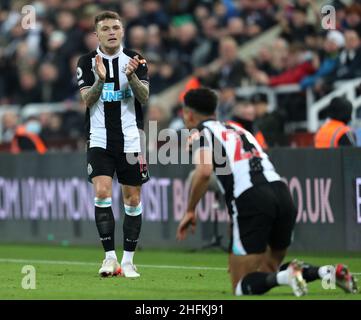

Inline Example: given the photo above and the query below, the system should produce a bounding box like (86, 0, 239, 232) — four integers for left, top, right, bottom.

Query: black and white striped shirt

(77, 46, 148, 153)
(194, 120, 281, 202)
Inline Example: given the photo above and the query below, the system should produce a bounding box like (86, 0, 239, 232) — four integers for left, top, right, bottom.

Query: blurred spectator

(121, 0, 141, 24)
(269, 38, 290, 74)
(1, 110, 19, 143)
(230, 96, 256, 131)
(191, 15, 220, 67)
(252, 93, 287, 147)
(40, 112, 65, 142)
(144, 24, 165, 58)
(10, 117, 47, 154)
(0, 0, 280, 107)
(332, 0, 348, 30)
(38, 111, 52, 132)
(15, 40, 38, 71)
(127, 25, 147, 53)
(216, 85, 237, 121)
(78, 4, 101, 33)
(314, 97, 356, 148)
(44, 29, 73, 89)
(254, 38, 290, 78)
(202, 37, 247, 88)
(214, 0, 239, 27)
(56, 10, 85, 57)
(253, 37, 289, 76)
(252, 43, 316, 86)
(141, 0, 169, 30)
(167, 20, 199, 77)
(300, 30, 345, 89)
(168, 104, 185, 131)
(83, 32, 99, 52)
(279, 2, 318, 46)
(144, 97, 171, 151)
(193, 3, 211, 28)
(238, 0, 276, 35)
(148, 53, 180, 95)
(325, 29, 361, 83)
(251, 42, 317, 121)
(228, 95, 268, 149)
(122, 1, 142, 42)
(227, 16, 248, 45)
(344, 3, 361, 35)
(62, 110, 85, 139)
(146, 100, 170, 130)
(16, 71, 42, 106)
(167, 0, 197, 16)
(38, 62, 64, 102)
(0, 0, 359, 151)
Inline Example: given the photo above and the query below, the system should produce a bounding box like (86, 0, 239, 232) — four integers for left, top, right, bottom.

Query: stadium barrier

(0, 148, 360, 252)
(235, 78, 361, 133)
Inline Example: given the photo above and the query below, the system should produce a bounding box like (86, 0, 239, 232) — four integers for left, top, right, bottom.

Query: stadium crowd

(0, 0, 361, 149)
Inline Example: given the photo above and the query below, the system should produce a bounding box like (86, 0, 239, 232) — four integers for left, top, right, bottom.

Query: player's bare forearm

(186, 148, 213, 211)
(80, 79, 104, 108)
(186, 168, 211, 212)
(127, 73, 149, 105)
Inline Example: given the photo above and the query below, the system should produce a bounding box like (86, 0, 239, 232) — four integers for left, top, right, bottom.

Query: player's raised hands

(126, 55, 140, 78)
(95, 55, 106, 81)
(176, 210, 196, 241)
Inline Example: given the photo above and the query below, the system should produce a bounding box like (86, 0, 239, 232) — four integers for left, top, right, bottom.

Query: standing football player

(77, 11, 149, 278)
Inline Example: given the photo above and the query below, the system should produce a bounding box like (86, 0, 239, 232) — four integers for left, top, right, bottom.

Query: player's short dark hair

(184, 88, 218, 115)
(94, 11, 122, 29)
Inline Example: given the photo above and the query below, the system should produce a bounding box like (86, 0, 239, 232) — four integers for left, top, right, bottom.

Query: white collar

(96, 45, 123, 59)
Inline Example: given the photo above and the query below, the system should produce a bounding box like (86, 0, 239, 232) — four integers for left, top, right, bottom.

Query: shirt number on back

(221, 130, 260, 162)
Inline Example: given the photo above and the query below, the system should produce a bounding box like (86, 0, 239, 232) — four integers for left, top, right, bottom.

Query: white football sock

(235, 280, 243, 296)
(105, 250, 117, 260)
(121, 251, 135, 265)
(318, 266, 332, 279)
(276, 270, 289, 285)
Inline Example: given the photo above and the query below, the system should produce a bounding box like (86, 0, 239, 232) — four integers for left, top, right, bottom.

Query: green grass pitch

(0, 244, 360, 300)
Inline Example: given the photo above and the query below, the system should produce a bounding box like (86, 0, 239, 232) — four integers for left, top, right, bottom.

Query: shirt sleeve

(189, 127, 213, 153)
(199, 129, 212, 149)
(77, 55, 95, 90)
(135, 54, 149, 83)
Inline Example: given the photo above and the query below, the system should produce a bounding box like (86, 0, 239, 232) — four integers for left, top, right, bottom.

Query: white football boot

(121, 262, 140, 278)
(335, 264, 359, 294)
(98, 258, 121, 277)
(287, 259, 308, 297)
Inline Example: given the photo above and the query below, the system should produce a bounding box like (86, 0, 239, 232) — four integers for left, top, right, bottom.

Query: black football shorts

(87, 147, 150, 186)
(229, 181, 297, 255)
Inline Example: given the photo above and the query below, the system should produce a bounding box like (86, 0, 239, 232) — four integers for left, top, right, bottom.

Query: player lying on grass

(176, 88, 358, 296)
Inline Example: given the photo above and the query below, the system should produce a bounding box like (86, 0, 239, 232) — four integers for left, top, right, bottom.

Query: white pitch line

(0, 259, 359, 275)
(0, 258, 227, 271)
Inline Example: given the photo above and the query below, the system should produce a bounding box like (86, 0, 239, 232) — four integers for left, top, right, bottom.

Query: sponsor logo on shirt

(101, 83, 133, 102)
